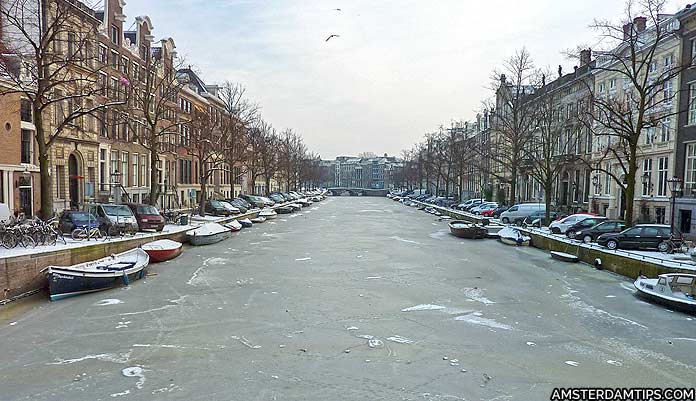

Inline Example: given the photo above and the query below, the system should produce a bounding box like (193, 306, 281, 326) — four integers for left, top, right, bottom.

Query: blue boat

(46, 248, 150, 301)
(239, 218, 253, 228)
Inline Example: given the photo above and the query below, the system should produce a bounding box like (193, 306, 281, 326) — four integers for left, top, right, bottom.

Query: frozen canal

(1, 197, 695, 400)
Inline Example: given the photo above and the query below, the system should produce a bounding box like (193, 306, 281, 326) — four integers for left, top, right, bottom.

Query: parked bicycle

(71, 225, 104, 241)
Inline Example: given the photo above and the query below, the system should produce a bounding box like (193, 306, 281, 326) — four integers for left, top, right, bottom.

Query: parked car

(218, 200, 241, 215)
(499, 203, 545, 224)
(549, 213, 597, 234)
(225, 199, 248, 214)
(205, 200, 232, 216)
(597, 224, 673, 251)
(240, 194, 267, 208)
(87, 203, 139, 233)
(58, 211, 100, 233)
(125, 203, 165, 231)
(574, 220, 626, 243)
(521, 210, 559, 227)
(471, 202, 498, 215)
(484, 205, 508, 218)
(564, 216, 609, 239)
(457, 198, 485, 211)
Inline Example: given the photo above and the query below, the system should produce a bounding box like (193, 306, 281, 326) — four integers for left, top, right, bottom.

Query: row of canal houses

(0, 0, 268, 217)
(456, 6, 696, 237)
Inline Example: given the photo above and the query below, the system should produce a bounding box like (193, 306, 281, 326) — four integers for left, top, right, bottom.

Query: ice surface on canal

(401, 304, 472, 315)
(386, 335, 414, 344)
(121, 366, 146, 389)
(564, 361, 580, 367)
(461, 287, 496, 305)
(389, 236, 423, 245)
(454, 314, 512, 330)
(295, 257, 312, 261)
(48, 352, 131, 365)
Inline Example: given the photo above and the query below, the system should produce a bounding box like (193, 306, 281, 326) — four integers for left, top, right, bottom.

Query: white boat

(250, 216, 267, 223)
(223, 219, 243, 232)
(141, 239, 183, 262)
(259, 208, 278, 219)
(634, 274, 696, 313)
(47, 248, 150, 300)
(550, 251, 579, 263)
(498, 226, 531, 246)
(484, 224, 505, 239)
(187, 223, 231, 246)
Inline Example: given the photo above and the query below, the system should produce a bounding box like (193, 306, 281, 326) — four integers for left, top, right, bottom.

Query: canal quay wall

(410, 201, 696, 279)
(0, 210, 260, 304)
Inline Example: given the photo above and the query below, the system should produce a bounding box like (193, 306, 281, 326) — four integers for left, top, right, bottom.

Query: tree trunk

(199, 179, 207, 217)
(148, 149, 160, 207)
(625, 146, 638, 226)
(265, 176, 271, 195)
(544, 181, 553, 224)
(510, 164, 518, 205)
(34, 111, 53, 219)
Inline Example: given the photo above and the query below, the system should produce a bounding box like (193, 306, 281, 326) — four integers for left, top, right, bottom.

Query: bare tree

(485, 48, 540, 205)
(581, 1, 688, 225)
(119, 46, 185, 206)
(0, 0, 125, 216)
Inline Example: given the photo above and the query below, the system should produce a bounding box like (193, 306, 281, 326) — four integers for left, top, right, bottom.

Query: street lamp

(641, 172, 653, 196)
(111, 169, 122, 204)
(667, 176, 683, 234)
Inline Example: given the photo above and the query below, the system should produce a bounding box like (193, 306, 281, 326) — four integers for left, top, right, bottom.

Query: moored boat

(259, 209, 277, 219)
(448, 221, 487, 239)
(187, 223, 231, 246)
(250, 216, 267, 223)
(634, 273, 696, 313)
(141, 239, 183, 262)
(550, 251, 579, 263)
(498, 226, 531, 246)
(239, 218, 253, 228)
(223, 219, 243, 232)
(484, 224, 505, 239)
(46, 248, 150, 301)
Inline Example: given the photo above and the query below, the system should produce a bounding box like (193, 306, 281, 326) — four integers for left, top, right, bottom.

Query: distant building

(329, 154, 402, 189)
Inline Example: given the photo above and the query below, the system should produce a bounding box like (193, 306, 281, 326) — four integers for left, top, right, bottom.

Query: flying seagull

(325, 34, 340, 42)
(333, 8, 341, 11)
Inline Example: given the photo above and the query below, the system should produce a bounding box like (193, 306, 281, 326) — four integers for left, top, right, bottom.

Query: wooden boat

(223, 220, 243, 232)
(498, 226, 531, 246)
(239, 218, 253, 228)
(46, 248, 150, 301)
(186, 223, 231, 246)
(634, 274, 696, 314)
(448, 221, 487, 239)
(259, 208, 277, 219)
(141, 239, 183, 262)
(550, 251, 579, 263)
(250, 216, 267, 223)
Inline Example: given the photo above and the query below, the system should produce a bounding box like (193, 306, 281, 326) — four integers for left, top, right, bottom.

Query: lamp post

(641, 172, 652, 196)
(667, 176, 683, 234)
(110, 169, 122, 204)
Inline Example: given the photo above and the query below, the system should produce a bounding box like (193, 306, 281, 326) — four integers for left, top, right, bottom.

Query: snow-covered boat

(239, 218, 253, 228)
(250, 216, 267, 223)
(448, 221, 487, 239)
(186, 223, 231, 246)
(46, 248, 150, 301)
(259, 209, 277, 219)
(141, 239, 183, 262)
(498, 226, 531, 246)
(550, 251, 579, 263)
(634, 274, 696, 313)
(223, 219, 243, 232)
(484, 224, 505, 239)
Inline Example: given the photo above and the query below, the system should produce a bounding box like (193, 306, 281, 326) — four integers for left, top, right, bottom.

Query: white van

(499, 203, 545, 224)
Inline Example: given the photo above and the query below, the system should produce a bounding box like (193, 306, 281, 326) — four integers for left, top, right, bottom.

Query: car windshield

(71, 212, 96, 222)
(102, 205, 132, 216)
(136, 205, 160, 215)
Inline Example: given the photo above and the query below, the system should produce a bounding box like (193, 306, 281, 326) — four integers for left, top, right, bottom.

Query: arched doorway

(68, 154, 81, 209)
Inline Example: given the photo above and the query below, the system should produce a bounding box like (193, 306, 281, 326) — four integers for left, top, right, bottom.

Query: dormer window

(111, 25, 120, 45)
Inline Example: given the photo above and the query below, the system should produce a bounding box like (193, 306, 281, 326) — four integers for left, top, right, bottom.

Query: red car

(125, 203, 165, 232)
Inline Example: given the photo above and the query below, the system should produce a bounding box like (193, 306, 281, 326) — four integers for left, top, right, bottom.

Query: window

(20, 129, 32, 164)
(686, 143, 696, 194)
(99, 149, 107, 191)
(111, 25, 120, 45)
(609, 78, 616, 89)
(133, 63, 139, 81)
(109, 76, 118, 98)
(121, 57, 129, 75)
(663, 80, 673, 104)
(121, 152, 129, 187)
(664, 54, 674, 69)
(656, 207, 666, 224)
(604, 163, 612, 195)
(132, 154, 138, 186)
(649, 61, 657, 73)
(56, 165, 65, 198)
(657, 156, 668, 197)
(111, 150, 119, 181)
(67, 33, 76, 57)
(625, 227, 642, 236)
(642, 158, 652, 196)
(689, 84, 696, 125)
(111, 50, 119, 68)
(660, 116, 671, 142)
(140, 155, 147, 187)
(20, 99, 32, 122)
(98, 45, 107, 64)
(598, 82, 605, 93)
(645, 126, 654, 145)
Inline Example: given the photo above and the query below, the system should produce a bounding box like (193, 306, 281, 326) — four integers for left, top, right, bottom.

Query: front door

(68, 154, 79, 209)
(17, 176, 32, 217)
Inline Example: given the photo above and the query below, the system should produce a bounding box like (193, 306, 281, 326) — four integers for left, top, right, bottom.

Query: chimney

(623, 22, 633, 40)
(634, 16, 647, 32)
(580, 48, 592, 66)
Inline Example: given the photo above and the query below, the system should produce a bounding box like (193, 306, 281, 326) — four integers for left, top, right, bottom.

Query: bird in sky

(325, 34, 340, 42)
(333, 8, 341, 11)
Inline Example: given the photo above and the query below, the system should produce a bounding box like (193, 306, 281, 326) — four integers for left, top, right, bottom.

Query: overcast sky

(121, 0, 681, 159)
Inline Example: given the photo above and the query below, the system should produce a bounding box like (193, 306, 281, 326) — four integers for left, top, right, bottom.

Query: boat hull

(499, 237, 530, 246)
(145, 247, 182, 263)
(187, 230, 231, 246)
(550, 251, 579, 263)
(448, 221, 487, 239)
(48, 269, 146, 301)
(634, 279, 696, 314)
